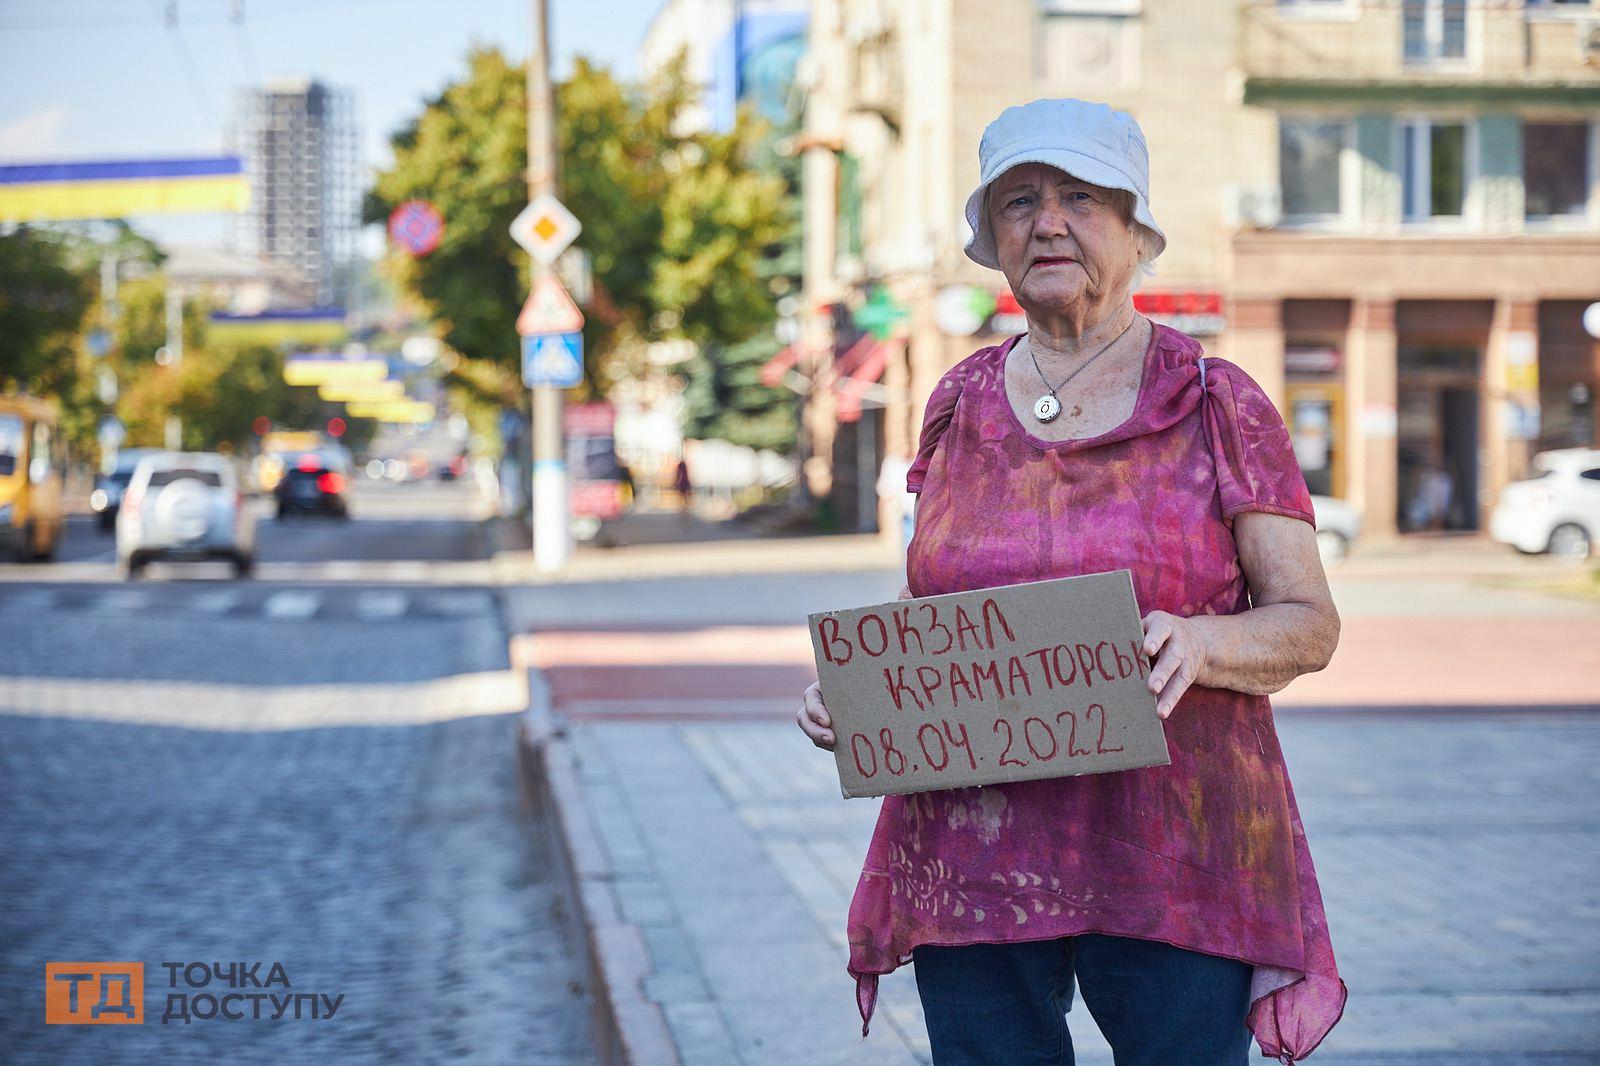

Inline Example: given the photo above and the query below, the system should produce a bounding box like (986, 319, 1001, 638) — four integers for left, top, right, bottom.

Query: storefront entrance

(1397, 345, 1481, 532)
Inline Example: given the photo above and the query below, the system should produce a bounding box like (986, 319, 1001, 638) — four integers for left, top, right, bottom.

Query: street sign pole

(527, 0, 568, 572)
(164, 282, 184, 451)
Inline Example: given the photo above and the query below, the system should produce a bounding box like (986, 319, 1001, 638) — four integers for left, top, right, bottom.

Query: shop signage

(971, 290, 1228, 338)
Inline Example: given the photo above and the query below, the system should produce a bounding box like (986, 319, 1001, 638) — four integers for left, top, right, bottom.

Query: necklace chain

(1027, 316, 1138, 400)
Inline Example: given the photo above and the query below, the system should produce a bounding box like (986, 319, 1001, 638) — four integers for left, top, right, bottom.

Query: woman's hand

(800, 585, 914, 751)
(798, 681, 835, 750)
(1140, 610, 1212, 719)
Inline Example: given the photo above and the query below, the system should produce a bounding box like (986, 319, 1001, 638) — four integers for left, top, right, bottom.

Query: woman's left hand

(1140, 611, 1211, 720)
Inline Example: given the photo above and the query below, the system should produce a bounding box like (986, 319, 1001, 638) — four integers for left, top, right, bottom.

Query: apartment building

(233, 78, 359, 310)
(800, 0, 1600, 537)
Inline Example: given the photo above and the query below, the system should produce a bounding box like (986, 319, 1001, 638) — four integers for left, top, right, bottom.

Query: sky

(0, 0, 667, 247)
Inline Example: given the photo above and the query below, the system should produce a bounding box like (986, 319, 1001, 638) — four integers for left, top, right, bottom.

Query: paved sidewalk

(508, 555, 1600, 1063)
(559, 711, 1600, 1065)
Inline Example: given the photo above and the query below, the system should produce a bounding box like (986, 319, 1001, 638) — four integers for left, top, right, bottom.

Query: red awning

(835, 337, 902, 423)
(832, 333, 879, 378)
(759, 344, 801, 387)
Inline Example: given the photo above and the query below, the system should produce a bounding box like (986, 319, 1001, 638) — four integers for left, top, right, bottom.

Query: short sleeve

(1200, 358, 1316, 526)
(905, 371, 966, 494)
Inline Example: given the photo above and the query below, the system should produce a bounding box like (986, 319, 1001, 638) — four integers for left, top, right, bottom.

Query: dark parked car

(90, 447, 161, 531)
(273, 452, 350, 519)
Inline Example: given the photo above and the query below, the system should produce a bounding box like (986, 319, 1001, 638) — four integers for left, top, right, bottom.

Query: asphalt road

(0, 479, 596, 1065)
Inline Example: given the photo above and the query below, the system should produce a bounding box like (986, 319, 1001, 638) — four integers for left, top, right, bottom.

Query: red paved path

(511, 613, 1600, 720)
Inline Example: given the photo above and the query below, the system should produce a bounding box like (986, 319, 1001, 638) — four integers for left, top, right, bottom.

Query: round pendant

(1033, 394, 1061, 423)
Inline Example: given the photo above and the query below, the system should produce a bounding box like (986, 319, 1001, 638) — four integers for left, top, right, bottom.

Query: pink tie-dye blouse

(848, 323, 1346, 1063)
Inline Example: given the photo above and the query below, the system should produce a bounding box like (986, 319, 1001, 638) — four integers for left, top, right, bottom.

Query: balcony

(1239, 1, 1600, 106)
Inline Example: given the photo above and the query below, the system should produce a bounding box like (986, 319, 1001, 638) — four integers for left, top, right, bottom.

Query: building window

(1524, 122, 1591, 219)
(1402, 0, 1466, 63)
(1279, 119, 1345, 220)
(1035, 7, 1142, 89)
(1402, 119, 1469, 220)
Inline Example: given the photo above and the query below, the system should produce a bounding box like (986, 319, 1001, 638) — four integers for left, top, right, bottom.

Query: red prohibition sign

(388, 200, 444, 257)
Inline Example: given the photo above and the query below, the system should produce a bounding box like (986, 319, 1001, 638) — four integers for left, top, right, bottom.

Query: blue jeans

(912, 935, 1253, 1066)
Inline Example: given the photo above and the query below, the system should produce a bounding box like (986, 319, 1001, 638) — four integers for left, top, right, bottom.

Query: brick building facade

(800, 0, 1600, 537)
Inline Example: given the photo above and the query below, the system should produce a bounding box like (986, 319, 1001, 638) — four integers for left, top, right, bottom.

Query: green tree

(367, 48, 794, 448)
(0, 228, 94, 398)
(108, 274, 208, 369)
(674, 89, 805, 453)
(118, 339, 325, 452)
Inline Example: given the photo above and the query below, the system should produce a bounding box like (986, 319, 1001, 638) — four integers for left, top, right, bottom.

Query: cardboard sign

(808, 571, 1170, 798)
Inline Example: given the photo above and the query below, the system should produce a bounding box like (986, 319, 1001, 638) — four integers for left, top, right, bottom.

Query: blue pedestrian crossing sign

(522, 330, 583, 388)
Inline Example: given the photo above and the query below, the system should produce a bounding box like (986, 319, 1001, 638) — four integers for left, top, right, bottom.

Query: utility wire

(2, 0, 406, 30)
(145, 0, 223, 139)
(230, 0, 264, 87)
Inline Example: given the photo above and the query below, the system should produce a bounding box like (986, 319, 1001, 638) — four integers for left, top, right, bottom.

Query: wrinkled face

(986, 162, 1142, 316)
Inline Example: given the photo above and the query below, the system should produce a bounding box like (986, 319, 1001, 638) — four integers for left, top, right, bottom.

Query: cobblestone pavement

(0, 483, 595, 1065)
(567, 712, 1600, 1065)
(2, 710, 593, 1065)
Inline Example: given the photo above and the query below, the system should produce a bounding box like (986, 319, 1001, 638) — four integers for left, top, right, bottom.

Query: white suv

(116, 452, 257, 579)
(1490, 448, 1600, 562)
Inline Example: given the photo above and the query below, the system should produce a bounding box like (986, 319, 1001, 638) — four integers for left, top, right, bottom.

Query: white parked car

(1309, 495, 1361, 566)
(1490, 448, 1600, 562)
(116, 452, 257, 579)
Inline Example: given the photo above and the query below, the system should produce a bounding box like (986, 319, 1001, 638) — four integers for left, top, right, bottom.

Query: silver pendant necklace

(1027, 317, 1138, 423)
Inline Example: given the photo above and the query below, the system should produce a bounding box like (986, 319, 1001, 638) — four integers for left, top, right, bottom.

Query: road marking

(188, 589, 242, 614)
(429, 591, 493, 616)
(0, 669, 529, 728)
(386, 561, 431, 582)
(263, 590, 321, 619)
(88, 590, 149, 613)
(356, 591, 408, 619)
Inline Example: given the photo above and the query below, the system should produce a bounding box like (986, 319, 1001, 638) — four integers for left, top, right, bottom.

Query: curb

(515, 662, 681, 1066)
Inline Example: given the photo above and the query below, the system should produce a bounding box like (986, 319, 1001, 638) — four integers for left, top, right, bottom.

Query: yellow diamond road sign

(511, 194, 581, 265)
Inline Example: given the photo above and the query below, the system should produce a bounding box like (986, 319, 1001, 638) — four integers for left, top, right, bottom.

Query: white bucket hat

(963, 98, 1166, 270)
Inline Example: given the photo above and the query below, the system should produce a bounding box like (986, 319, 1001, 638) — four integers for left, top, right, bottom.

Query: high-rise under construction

(233, 77, 358, 310)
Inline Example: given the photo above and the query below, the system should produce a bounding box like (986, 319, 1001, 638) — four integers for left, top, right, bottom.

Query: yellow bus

(0, 394, 65, 561)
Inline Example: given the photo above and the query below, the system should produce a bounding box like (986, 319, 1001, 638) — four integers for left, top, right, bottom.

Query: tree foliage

(367, 48, 795, 448)
(118, 339, 324, 452)
(0, 228, 94, 398)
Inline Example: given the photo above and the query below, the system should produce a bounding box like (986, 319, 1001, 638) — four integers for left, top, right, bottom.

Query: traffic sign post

(517, 275, 584, 336)
(388, 200, 444, 257)
(523, 0, 578, 574)
(521, 331, 584, 388)
(510, 193, 581, 266)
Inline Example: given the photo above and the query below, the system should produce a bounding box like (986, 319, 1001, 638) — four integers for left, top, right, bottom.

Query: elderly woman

(798, 99, 1347, 1064)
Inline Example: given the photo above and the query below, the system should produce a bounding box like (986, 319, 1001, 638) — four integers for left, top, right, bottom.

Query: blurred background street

(0, 477, 595, 1065)
(2, 0, 1599, 1062)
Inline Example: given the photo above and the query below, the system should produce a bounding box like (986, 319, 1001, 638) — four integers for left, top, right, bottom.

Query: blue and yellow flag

(0, 157, 249, 221)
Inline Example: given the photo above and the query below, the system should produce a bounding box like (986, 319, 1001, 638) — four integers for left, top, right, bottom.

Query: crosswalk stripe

(263, 590, 321, 619)
(429, 591, 493, 616)
(355, 591, 408, 619)
(189, 589, 242, 614)
(89, 590, 149, 613)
